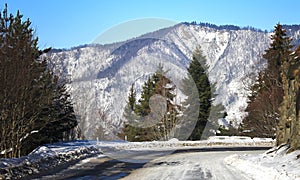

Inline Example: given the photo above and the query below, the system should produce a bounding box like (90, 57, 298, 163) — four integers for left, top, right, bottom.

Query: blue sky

(2, 0, 300, 49)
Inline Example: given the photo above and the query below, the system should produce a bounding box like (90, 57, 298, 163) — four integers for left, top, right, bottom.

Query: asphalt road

(28, 146, 271, 180)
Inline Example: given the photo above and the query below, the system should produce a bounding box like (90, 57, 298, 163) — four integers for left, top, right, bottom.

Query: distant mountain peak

(46, 22, 300, 139)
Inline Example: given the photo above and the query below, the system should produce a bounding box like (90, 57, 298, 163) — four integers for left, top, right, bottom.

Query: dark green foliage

(123, 83, 137, 122)
(181, 47, 212, 140)
(0, 4, 77, 158)
(176, 75, 199, 140)
(123, 64, 180, 141)
(122, 83, 140, 141)
(128, 83, 136, 111)
(135, 77, 157, 116)
(21, 80, 77, 155)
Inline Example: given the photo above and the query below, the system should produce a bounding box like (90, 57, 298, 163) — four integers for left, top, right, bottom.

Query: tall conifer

(0, 5, 77, 157)
(243, 23, 293, 138)
(181, 47, 212, 140)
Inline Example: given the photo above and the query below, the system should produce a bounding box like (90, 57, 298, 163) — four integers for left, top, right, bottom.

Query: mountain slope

(46, 23, 300, 139)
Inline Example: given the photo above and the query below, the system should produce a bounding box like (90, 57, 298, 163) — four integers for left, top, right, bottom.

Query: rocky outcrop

(277, 47, 300, 151)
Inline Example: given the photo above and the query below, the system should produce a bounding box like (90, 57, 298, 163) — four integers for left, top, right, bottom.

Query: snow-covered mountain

(46, 23, 300, 139)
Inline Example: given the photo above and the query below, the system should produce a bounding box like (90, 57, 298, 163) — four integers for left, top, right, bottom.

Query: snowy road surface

(30, 147, 267, 179)
(123, 150, 265, 180)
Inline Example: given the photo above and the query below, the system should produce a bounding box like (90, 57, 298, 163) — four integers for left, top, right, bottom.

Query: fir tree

(122, 83, 138, 141)
(124, 83, 136, 118)
(135, 77, 157, 116)
(123, 64, 180, 141)
(181, 47, 212, 140)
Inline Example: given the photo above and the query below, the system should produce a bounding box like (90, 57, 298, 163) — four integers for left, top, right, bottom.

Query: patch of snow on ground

(122, 150, 263, 180)
(0, 141, 101, 179)
(224, 145, 300, 180)
(101, 136, 275, 151)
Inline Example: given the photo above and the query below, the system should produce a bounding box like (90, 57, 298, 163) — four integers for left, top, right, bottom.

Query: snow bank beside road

(224, 145, 300, 180)
(0, 141, 101, 179)
(103, 136, 275, 151)
(0, 136, 275, 179)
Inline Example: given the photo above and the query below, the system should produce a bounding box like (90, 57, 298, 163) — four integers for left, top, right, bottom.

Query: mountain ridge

(52, 22, 297, 51)
(46, 22, 300, 139)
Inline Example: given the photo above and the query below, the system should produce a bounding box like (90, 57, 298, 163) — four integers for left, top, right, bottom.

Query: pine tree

(181, 47, 212, 140)
(124, 83, 136, 119)
(0, 4, 77, 157)
(243, 23, 293, 138)
(123, 64, 180, 141)
(122, 83, 138, 141)
(177, 74, 199, 140)
(21, 79, 78, 155)
(135, 77, 157, 116)
(128, 83, 136, 110)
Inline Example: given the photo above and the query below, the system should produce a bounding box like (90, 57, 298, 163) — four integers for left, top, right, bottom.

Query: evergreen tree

(122, 83, 139, 141)
(21, 79, 77, 155)
(181, 47, 212, 140)
(243, 23, 293, 138)
(128, 83, 136, 110)
(123, 64, 180, 141)
(0, 4, 77, 157)
(135, 77, 157, 116)
(124, 83, 136, 118)
(177, 74, 199, 140)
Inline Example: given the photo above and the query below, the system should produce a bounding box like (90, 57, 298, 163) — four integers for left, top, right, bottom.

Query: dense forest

(0, 5, 78, 158)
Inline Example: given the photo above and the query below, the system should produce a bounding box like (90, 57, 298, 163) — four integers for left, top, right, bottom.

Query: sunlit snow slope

(46, 23, 300, 139)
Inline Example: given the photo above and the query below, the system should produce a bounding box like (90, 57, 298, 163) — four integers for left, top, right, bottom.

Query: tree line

(0, 5, 77, 158)
(225, 23, 300, 151)
(121, 47, 221, 141)
(185, 22, 267, 33)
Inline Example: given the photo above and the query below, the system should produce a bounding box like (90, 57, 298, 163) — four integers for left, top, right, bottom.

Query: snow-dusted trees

(0, 5, 77, 158)
(243, 23, 293, 138)
(122, 64, 181, 141)
(122, 48, 217, 141)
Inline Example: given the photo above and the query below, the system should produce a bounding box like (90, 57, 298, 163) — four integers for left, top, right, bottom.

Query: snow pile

(207, 136, 275, 146)
(224, 145, 300, 180)
(99, 136, 275, 151)
(0, 141, 101, 179)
